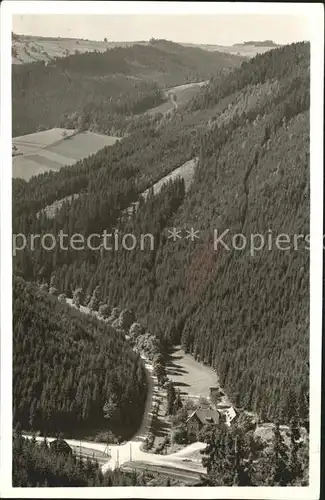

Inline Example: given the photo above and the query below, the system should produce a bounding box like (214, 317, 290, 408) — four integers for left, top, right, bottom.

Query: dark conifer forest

(12, 40, 243, 136)
(13, 277, 147, 438)
(13, 433, 151, 486)
(11, 39, 310, 487)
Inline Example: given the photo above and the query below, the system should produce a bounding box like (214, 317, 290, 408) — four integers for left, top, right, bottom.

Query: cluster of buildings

(185, 387, 238, 441)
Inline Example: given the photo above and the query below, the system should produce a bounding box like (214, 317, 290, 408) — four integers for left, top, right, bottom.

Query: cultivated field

(12, 129, 120, 180)
(12, 36, 138, 65)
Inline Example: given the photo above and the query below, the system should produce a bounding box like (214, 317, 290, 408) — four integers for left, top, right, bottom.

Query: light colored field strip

(12, 157, 57, 180)
(46, 132, 120, 160)
(29, 149, 77, 166)
(12, 130, 120, 180)
(24, 155, 64, 170)
(165, 80, 209, 93)
(13, 128, 76, 146)
(124, 158, 198, 217)
(141, 158, 198, 199)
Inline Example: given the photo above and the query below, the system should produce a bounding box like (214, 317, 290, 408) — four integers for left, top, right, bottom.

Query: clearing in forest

(166, 346, 219, 399)
(145, 81, 208, 116)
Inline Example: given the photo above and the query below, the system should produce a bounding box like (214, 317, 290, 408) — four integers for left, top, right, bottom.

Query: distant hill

(235, 40, 280, 47)
(182, 41, 281, 57)
(12, 39, 244, 136)
(12, 33, 281, 67)
(12, 33, 139, 65)
(12, 33, 245, 66)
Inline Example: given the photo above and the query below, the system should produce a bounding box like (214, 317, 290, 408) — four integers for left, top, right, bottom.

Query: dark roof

(50, 438, 73, 455)
(210, 387, 225, 396)
(187, 408, 220, 425)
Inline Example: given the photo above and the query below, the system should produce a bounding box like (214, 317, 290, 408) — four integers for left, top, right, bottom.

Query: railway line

(120, 461, 204, 485)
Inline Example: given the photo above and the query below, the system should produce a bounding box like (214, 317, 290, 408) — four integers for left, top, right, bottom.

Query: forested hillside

(13, 433, 149, 486)
(13, 277, 147, 438)
(12, 43, 310, 426)
(12, 40, 243, 136)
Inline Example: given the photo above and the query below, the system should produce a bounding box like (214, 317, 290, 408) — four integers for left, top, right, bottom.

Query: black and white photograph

(0, 2, 323, 498)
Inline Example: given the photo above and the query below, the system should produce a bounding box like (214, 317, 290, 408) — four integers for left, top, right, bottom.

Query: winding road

(24, 297, 207, 477)
(25, 434, 206, 475)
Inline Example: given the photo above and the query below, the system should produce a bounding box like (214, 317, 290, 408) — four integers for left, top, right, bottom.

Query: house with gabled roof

(186, 408, 222, 441)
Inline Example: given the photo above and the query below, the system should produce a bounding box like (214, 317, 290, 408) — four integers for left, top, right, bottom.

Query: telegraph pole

(130, 443, 132, 462)
(104, 439, 111, 457)
(116, 448, 119, 468)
